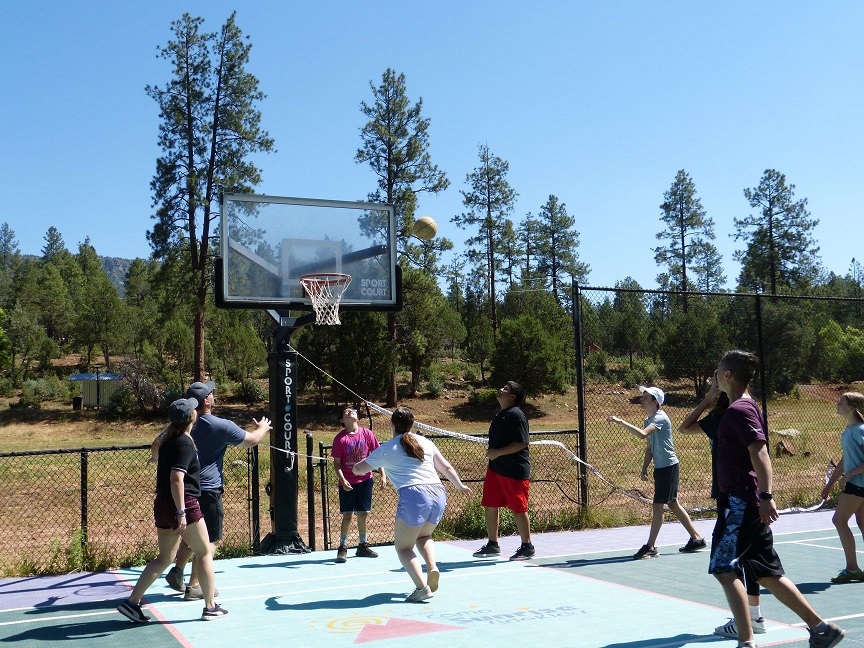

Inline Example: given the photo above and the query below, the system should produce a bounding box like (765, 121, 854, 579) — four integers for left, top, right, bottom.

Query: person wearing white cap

(608, 385, 705, 559)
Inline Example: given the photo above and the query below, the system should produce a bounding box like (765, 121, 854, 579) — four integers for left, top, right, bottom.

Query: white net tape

(300, 273, 352, 325)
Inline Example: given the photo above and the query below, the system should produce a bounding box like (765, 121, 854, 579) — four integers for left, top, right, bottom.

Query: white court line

(0, 610, 118, 627)
(0, 565, 528, 628)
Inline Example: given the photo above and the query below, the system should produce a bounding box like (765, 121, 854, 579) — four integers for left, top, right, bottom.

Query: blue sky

(2, 2, 862, 289)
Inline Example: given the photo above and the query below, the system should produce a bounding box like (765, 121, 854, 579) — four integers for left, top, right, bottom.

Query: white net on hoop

(300, 273, 352, 325)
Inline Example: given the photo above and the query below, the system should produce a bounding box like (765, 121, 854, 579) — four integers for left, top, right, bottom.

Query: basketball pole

(259, 311, 315, 555)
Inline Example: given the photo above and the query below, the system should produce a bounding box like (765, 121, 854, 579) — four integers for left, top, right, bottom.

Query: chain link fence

(0, 445, 254, 577)
(3, 288, 862, 573)
(573, 287, 864, 520)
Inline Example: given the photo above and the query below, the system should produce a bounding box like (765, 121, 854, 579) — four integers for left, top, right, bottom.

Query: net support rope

(284, 343, 830, 514)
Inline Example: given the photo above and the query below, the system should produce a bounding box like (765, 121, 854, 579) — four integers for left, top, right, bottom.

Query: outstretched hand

(254, 417, 272, 430)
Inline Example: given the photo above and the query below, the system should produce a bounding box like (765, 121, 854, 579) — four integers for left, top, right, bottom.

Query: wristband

(758, 492, 773, 501)
(176, 509, 187, 516)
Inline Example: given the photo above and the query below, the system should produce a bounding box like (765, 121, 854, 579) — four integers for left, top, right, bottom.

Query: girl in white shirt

(354, 407, 470, 602)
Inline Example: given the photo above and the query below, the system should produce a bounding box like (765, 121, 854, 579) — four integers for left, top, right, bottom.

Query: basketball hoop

(299, 273, 352, 325)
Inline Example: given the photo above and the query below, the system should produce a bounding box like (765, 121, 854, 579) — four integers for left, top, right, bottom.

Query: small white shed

(68, 372, 122, 409)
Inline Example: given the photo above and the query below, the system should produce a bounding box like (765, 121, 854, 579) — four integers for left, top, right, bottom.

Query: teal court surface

(1, 510, 861, 647)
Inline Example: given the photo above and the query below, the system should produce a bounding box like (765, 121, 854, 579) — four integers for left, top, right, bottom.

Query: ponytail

(392, 406, 424, 461)
(400, 432, 425, 461)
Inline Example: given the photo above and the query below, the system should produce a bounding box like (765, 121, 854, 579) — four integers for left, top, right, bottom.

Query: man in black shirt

(473, 381, 535, 561)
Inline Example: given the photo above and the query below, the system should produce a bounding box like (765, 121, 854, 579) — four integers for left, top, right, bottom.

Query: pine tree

(355, 68, 450, 406)
(453, 144, 517, 335)
(146, 12, 274, 381)
(735, 169, 820, 295)
(654, 170, 718, 308)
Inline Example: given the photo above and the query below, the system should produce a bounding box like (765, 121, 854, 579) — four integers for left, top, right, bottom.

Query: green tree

(146, 12, 275, 381)
(610, 278, 649, 369)
(453, 144, 517, 336)
(398, 267, 465, 396)
(6, 303, 46, 383)
(516, 214, 543, 286)
(207, 308, 266, 381)
(654, 170, 718, 308)
(355, 67, 451, 406)
(658, 299, 727, 398)
(74, 239, 127, 370)
(735, 169, 820, 295)
(490, 314, 569, 396)
(0, 223, 20, 312)
(535, 194, 589, 306)
(0, 308, 11, 372)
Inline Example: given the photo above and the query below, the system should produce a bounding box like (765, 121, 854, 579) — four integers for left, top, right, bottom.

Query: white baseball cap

(638, 385, 665, 406)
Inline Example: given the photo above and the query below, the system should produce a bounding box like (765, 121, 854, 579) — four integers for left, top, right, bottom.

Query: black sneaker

(356, 543, 378, 558)
(201, 603, 228, 621)
(510, 543, 536, 561)
(335, 545, 348, 563)
(679, 537, 707, 553)
(472, 542, 501, 558)
(633, 544, 658, 560)
(117, 599, 150, 623)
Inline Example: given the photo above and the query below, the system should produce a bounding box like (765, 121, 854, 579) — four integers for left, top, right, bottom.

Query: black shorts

(198, 490, 224, 543)
(339, 477, 374, 514)
(709, 494, 784, 584)
(843, 481, 864, 498)
(653, 463, 680, 504)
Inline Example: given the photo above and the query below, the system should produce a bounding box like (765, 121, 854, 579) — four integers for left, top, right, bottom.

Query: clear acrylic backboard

(217, 193, 400, 312)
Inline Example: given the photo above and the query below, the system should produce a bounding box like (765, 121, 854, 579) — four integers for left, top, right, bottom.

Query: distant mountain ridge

(101, 257, 133, 297)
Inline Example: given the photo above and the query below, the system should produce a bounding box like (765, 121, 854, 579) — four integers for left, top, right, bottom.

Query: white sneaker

(405, 586, 433, 602)
(714, 618, 766, 638)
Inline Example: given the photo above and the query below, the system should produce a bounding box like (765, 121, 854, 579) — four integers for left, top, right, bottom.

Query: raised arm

(240, 417, 273, 448)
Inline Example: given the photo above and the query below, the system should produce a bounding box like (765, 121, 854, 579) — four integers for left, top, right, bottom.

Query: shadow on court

(0, 511, 861, 647)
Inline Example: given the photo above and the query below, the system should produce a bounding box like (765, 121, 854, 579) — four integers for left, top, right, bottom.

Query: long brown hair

(842, 392, 864, 423)
(392, 407, 424, 461)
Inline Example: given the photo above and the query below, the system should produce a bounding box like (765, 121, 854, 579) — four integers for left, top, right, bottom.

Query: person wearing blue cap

(118, 398, 227, 622)
(153, 381, 271, 600)
(608, 385, 705, 559)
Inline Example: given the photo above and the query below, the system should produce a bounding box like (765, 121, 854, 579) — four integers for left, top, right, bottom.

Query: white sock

(750, 604, 761, 620)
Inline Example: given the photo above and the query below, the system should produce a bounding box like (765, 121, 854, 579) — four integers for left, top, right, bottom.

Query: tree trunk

(386, 311, 397, 407)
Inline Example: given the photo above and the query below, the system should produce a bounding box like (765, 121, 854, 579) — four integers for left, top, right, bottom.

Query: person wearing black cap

(158, 381, 271, 600)
(118, 398, 227, 622)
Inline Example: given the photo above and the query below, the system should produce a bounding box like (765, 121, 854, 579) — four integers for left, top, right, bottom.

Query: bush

(0, 377, 13, 397)
(104, 385, 138, 417)
(585, 349, 609, 381)
(468, 387, 499, 408)
(619, 358, 659, 388)
(19, 376, 71, 407)
(238, 378, 265, 405)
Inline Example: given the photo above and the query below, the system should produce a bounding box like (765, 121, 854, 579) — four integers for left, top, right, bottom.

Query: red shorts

(154, 494, 203, 530)
(481, 468, 530, 513)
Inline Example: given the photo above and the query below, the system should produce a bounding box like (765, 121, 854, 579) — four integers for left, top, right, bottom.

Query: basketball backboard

(216, 193, 400, 312)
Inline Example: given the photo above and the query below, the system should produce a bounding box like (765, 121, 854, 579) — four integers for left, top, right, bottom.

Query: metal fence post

(572, 279, 589, 506)
(306, 433, 315, 551)
(754, 293, 770, 430)
(319, 442, 330, 550)
(80, 449, 88, 561)
(250, 445, 260, 553)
